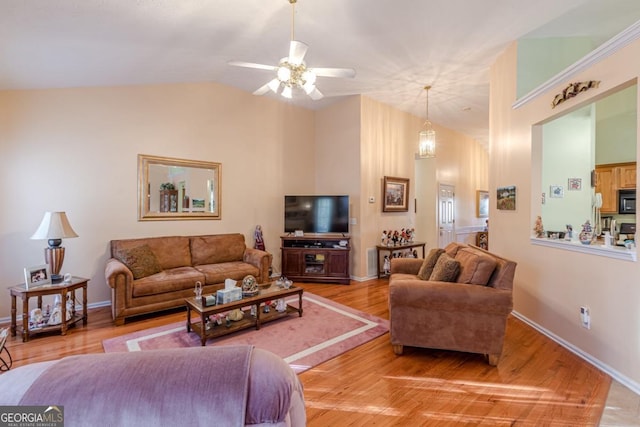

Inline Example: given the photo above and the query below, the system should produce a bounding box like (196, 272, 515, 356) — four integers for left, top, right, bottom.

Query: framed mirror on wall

(137, 154, 221, 221)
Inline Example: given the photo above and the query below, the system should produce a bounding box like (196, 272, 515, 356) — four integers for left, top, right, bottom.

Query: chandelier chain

(424, 85, 432, 125)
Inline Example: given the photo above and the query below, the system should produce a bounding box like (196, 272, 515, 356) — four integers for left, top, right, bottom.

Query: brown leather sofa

(388, 242, 516, 366)
(105, 233, 272, 325)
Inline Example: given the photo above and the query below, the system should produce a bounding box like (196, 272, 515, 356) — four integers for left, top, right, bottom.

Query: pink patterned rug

(102, 293, 389, 373)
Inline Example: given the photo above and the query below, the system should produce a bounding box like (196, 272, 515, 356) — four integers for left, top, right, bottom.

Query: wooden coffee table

(184, 283, 303, 346)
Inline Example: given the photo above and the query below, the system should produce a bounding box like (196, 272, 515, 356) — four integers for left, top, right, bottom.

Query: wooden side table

(9, 276, 88, 342)
(376, 242, 426, 278)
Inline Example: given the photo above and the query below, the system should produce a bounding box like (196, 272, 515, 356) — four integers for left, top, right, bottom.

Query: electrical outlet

(368, 196, 375, 203)
(580, 306, 591, 329)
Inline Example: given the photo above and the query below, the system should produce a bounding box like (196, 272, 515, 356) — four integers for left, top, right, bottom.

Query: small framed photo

(568, 178, 582, 191)
(383, 176, 410, 212)
(550, 185, 564, 198)
(476, 190, 489, 218)
(24, 265, 51, 289)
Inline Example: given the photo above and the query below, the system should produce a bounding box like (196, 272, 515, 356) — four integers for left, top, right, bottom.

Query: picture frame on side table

(24, 265, 51, 289)
(383, 176, 410, 212)
(476, 190, 489, 218)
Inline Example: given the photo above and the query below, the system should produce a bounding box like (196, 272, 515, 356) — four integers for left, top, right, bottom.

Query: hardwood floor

(2, 279, 610, 426)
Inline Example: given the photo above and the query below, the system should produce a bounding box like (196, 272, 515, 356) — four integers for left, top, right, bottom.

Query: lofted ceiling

(1, 0, 640, 146)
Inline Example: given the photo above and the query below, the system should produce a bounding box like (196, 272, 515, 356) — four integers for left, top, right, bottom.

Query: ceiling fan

(228, 0, 355, 100)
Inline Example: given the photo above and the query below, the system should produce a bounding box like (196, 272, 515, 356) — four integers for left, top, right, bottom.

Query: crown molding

(513, 20, 640, 110)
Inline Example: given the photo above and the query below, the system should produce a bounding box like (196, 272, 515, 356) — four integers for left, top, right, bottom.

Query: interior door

(438, 184, 455, 247)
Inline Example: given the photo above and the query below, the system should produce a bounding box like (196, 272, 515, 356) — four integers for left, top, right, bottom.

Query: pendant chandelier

(418, 85, 436, 158)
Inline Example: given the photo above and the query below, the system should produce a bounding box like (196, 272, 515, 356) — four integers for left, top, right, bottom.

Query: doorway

(438, 184, 456, 247)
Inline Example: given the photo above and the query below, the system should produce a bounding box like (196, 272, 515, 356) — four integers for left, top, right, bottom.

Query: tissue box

(216, 287, 242, 304)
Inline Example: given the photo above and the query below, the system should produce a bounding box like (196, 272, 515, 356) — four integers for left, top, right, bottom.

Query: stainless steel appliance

(616, 222, 636, 246)
(618, 189, 636, 214)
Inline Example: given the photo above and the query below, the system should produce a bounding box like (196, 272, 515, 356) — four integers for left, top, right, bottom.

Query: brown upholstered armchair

(388, 243, 517, 366)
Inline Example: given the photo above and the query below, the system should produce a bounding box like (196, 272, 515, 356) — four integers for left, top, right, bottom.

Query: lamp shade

(31, 212, 78, 246)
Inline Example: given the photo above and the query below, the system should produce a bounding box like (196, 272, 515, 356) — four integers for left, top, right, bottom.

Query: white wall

(0, 81, 489, 321)
(541, 106, 594, 232)
(0, 82, 315, 317)
(490, 37, 640, 390)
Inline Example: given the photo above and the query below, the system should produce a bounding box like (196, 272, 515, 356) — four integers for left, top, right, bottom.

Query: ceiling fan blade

(312, 67, 356, 78)
(228, 61, 276, 72)
(253, 82, 274, 96)
(308, 87, 324, 100)
(288, 40, 308, 65)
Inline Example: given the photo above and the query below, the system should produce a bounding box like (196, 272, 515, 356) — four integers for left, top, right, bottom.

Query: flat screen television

(284, 195, 349, 234)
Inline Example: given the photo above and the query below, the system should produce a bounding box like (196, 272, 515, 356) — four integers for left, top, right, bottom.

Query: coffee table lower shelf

(188, 306, 299, 343)
(185, 285, 303, 346)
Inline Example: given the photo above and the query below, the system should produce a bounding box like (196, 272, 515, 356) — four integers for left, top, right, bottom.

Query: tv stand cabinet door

(281, 249, 303, 277)
(326, 250, 349, 279)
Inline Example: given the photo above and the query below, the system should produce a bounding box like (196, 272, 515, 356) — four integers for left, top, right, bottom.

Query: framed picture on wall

(568, 178, 582, 191)
(496, 186, 516, 211)
(550, 185, 564, 198)
(383, 176, 410, 212)
(476, 190, 489, 218)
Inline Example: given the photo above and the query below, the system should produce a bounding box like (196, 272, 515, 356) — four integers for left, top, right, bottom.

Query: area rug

(102, 293, 389, 373)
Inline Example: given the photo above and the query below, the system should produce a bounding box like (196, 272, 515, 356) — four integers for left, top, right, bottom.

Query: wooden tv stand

(280, 235, 350, 285)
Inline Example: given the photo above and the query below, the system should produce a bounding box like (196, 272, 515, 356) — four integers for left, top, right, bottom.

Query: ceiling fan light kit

(229, 0, 354, 101)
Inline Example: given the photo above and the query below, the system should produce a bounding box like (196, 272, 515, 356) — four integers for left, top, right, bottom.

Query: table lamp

(31, 212, 79, 281)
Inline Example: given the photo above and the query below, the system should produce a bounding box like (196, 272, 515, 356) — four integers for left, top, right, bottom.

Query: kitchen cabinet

(617, 163, 637, 189)
(595, 162, 636, 213)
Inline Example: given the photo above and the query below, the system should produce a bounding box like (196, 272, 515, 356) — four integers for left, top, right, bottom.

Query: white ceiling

(2, 0, 640, 145)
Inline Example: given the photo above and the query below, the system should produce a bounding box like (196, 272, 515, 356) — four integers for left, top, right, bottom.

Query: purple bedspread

(0, 345, 305, 426)
(19, 346, 253, 426)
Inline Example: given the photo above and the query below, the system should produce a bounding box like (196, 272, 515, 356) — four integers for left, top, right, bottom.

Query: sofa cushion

(113, 244, 162, 280)
(195, 262, 260, 285)
(111, 236, 192, 270)
(417, 248, 444, 280)
(429, 253, 460, 282)
(191, 234, 246, 266)
(132, 267, 205, 297)
(454, 247, 497, 285)
(444, 242, 464, 257)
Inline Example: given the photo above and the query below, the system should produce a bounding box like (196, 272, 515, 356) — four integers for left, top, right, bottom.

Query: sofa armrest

(105, 258, 133, 325)
(105, 258, 132, 288)
(243, 248, 273, 284)
(390, 258, 423, 275)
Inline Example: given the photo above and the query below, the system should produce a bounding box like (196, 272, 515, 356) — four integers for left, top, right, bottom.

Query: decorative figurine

(579, 220, 594, 245)
(254, 225, 265, 251)
(383, 255, 391, 275)
(565, 224, 573, 241)
(533, 216, 545, 238)
(194, 281, 202, 300)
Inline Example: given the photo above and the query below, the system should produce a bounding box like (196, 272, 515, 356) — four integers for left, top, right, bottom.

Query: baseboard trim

(512, 310, 640, 396)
